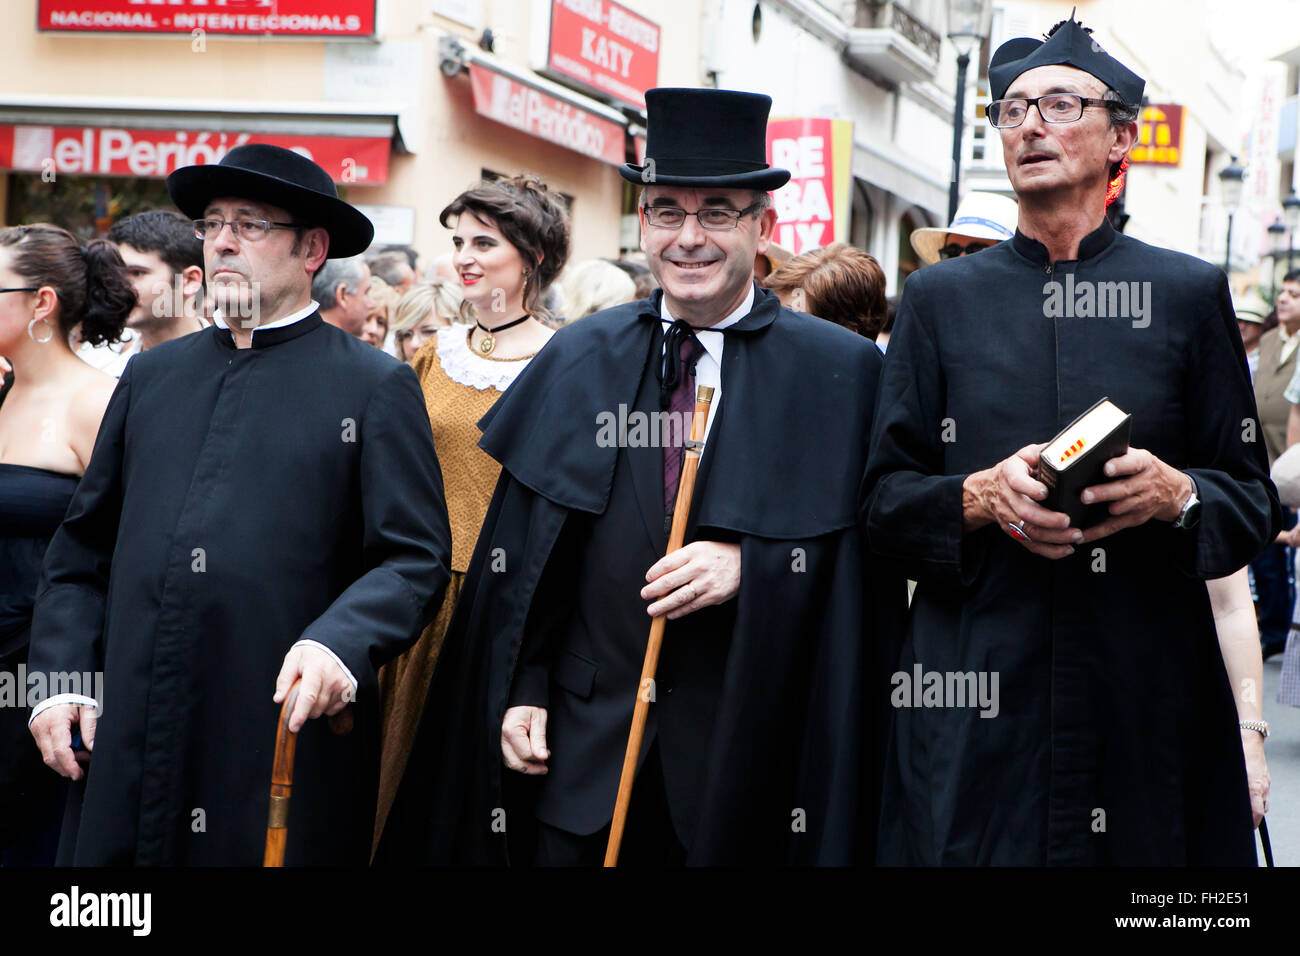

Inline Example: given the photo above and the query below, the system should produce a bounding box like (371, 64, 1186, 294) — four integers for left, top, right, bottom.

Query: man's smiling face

(640, 185, 775, 325)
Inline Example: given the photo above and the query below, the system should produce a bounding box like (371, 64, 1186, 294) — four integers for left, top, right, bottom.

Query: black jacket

(378, 287, 906, 865)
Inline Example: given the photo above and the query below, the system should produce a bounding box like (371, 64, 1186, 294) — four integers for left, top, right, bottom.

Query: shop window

(9, 174, 173, 238)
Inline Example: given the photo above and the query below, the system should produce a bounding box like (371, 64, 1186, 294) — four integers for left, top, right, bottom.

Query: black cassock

(864, 220, 1281, 865)
(378, 287, 907, 865)
(28, 314, 451, 865)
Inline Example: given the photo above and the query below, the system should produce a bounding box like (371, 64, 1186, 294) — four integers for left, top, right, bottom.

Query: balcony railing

(847, 0, 941, 86)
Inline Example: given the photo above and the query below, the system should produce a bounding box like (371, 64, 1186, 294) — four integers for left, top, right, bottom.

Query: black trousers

(532, 741, 686, 867)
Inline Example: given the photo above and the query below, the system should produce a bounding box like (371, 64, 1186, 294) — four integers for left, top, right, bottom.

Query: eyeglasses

(193, 218, 302, 242)
(0, 286, 38, 294)
(642, 202, 764, 231)
(938, 242, 992, 260)
(986, 93, 1110, 129)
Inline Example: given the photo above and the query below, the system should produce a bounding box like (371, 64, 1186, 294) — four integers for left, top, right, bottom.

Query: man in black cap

(865, 17, 1279, 864)
(27, 144, 451, 865)
(379, 88, 904, 866)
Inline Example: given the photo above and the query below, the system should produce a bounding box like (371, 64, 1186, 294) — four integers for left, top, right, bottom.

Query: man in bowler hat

(379, 88, 905, 866)
(27, 144, 451, 865)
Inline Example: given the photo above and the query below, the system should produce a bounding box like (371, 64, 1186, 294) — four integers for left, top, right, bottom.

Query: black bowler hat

(989, 15, 1144, 106)
(166, 143, 374, 258)
(620, 88, 790, 191)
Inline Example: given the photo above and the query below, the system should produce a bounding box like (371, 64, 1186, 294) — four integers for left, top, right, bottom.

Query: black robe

(863, 221, 1281, 865)
(378, 287, 906, 865)
(27, 314, 451, 866)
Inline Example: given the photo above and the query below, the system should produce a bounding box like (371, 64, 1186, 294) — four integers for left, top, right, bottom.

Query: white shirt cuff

(292, 640, 359, 697)
(29, 694, 100, 726)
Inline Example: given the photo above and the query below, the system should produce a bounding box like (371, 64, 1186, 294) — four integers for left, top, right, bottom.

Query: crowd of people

(0, 13, 1292, 868)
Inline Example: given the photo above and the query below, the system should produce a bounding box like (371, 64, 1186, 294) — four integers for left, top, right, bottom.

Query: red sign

(0, 125, 390, 184)
(766, 118, 853, 255)
(546, 0, 659, 110)
(1129, 104, 1184, 167)
(468, 62, 625, 166)
(38, 0, 375, 36)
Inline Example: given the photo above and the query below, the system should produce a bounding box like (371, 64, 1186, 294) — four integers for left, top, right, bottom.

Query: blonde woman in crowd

(558, 259, 636, 322)
(361, 274, 397, 349)
(389, 280, 462, 362)
(373, 174, 569, 851)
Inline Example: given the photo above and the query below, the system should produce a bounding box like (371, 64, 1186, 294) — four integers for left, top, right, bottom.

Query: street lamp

(1283, 190, 1300, 271)
(946, 0, 993, 222)
(1269, 218, 1287, 297)
(1218, 156, 1245, 274)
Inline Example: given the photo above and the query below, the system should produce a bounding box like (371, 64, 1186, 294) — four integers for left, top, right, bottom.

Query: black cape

(864, 221, 1281, 865)
(378, 287, 906, 865)
(27, 315, 451, 865)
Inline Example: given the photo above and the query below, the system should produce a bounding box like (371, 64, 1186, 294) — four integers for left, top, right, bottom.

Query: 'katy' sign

(766, 118, 853, 255)
(38, 0, 375, 36)
(545, 0, 659, 111)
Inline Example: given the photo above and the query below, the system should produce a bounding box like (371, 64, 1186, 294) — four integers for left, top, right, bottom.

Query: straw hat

(909, 192, 1019, 266)
(1234, 291, 1271, 325)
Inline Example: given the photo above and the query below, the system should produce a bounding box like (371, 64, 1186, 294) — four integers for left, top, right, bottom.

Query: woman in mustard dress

(375, 175, 569, 848)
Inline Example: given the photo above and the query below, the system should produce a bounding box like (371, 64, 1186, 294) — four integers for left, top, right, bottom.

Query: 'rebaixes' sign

(544, 0, 659, 111)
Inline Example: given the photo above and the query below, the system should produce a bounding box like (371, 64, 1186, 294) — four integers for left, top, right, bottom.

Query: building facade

(5, 0, 704, 266)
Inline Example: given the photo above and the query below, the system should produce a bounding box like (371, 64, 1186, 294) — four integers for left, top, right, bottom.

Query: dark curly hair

(0, 224, 134, 346)
(439, 174, 570, 322)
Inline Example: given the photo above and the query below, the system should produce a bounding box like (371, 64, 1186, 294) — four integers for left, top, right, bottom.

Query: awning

(443, 39, 630, 167)
(0, 95, 402, 184)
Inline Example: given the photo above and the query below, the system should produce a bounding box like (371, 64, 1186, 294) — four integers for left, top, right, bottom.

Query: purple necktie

(663, 332, 706, 515)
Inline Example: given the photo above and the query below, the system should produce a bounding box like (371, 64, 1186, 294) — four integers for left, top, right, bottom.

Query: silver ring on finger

(1007, 520, 1031, 543)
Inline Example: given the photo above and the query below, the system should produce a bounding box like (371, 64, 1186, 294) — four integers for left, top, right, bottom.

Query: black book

(1035, 397, 1132, 528)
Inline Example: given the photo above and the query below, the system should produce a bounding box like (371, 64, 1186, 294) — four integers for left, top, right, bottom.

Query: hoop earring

(27, 316, 55, 344)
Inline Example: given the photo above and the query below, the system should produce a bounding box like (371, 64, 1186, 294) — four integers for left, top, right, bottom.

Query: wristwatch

(1172, 475, 1200, 530)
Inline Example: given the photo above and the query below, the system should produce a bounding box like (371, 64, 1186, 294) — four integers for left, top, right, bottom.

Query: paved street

(1261, 654, 1299, 865)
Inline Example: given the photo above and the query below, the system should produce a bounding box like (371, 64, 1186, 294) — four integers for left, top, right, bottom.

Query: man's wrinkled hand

(501, 705, 549, 774)
(273, 644, 354, 733)
(641, 541, 741, 619)
(30, 703, 96, 781)
(965, 443, 1080, 559)
(1078, 448, 1191, 544)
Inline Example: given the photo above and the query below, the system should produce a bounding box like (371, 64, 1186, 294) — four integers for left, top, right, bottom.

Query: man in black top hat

(864, 16, 1278, 864)
(378, 88, 905, 866)
(27, 144, 452, 865)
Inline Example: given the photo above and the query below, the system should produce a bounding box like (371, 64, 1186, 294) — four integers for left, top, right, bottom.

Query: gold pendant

(479, 335, 495, 355)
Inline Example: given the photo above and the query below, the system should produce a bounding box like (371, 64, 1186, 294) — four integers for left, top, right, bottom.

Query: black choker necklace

(475, 315, 530, 355)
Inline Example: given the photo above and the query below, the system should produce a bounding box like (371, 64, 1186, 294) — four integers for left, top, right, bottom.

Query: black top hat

(167, 143, 374, 259)
(620, 88, 790, 192)
(989, 16, 1144, 106)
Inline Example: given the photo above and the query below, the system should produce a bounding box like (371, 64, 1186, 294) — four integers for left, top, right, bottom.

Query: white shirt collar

(212, 300, 320, 339)
(660, 284, 755, 365)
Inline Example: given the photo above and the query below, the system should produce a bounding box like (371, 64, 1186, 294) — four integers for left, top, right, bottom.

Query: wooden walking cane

(604, 384, 714, 867)
(263, 678, 355, 867)
(264, 679, 301, 867)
